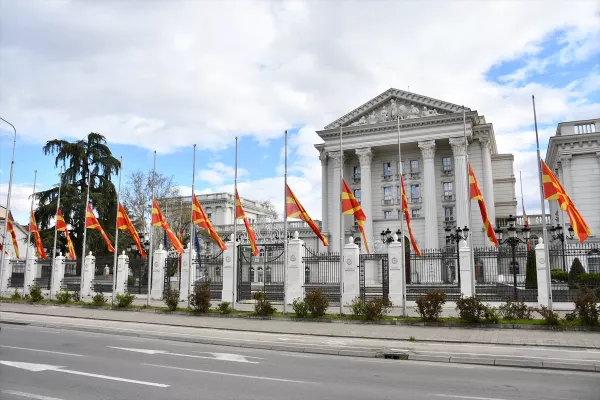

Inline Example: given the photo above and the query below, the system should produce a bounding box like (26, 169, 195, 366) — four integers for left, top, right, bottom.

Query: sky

(0, 0, 599, 226)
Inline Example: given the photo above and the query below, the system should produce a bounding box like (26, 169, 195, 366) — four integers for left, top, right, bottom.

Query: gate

(164, 256, 180, 294)
(195, 250, 224, 300)
(61, 259, 80, 291)
(127, 258, 148, 294)
(359, 253, 389, 301)
(302, 245, 340, 305)
(36, 259, 53, 290)
(93, 256, 115, 293)
(8, 260, 25, 288)
(406, 247, 460, 301)
(237, 244, 284, 302)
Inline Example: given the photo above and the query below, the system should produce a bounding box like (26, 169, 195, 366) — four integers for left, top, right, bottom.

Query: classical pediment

(324, 88, 469, 129)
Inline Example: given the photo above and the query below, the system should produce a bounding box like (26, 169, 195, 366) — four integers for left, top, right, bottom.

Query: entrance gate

(195, 250, 224, 300)
(127, 258, 148, 294)
(237, 244, 284, 302)
(359, 253, 389, 301)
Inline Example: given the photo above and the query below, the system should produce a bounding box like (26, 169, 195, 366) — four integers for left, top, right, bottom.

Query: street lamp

(549, 224, 574, 272)
(380, 228, 402, 244)
(494, 214, 531, 300)
(445, 225, 469, 285)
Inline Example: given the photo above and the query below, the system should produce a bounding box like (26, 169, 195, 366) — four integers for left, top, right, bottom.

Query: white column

(458, 240, 473, 297)
(50, 253, 65, 299)
(341, 236, 360, 306)
(418, 140, 438, 249)
(179, 243, 192, 302)
(535, 238, 549, 307)
(81, 252, 96, 298)
(285, 231, 304, 303)
(356, 147, 373, 251)
(0, 255, 11, 295)
(329, 151, 344, 252)
(319, 150, 329, 234)
(479, 137, 495, 225)
(151, 244, 168, 300)
(558, 154, 573, 195)
(387, 234, 404, 305)
(450, 137, 469, 229)
(23, 253, 37, 295)
(115, 251, 128, 296)
(221, 234, 236, 303)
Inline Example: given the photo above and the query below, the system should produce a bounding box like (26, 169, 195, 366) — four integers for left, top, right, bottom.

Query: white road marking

(143, 363, 312, 384)
(109, 347, 259, 363)
(405, 350, 600, 363)
(0, 361, 169, 388)
(2, 390, 65, 400)
(0, 346, 83, 357)
(433, 395, 507, 400)
(197, 352, 264, 361)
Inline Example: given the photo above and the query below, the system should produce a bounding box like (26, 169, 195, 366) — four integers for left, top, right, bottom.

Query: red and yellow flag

(235, 190, 258, 256)
(117, 203, 146, 258)
(522, 198, 531, 251)
(341, 179, 370, 254)
(286, 184, 328, 247)
(29, 211, 47, 259)
(541, 160, 591, 243)
(6, 211, 20, 259)
(56, 208, 76, 259)
(469, 163, 499, 247)
(151, 199, 184, 253)
(192, 194, 227, 251)
(400, 175, 421, 256)
(85, 204, 115, 252)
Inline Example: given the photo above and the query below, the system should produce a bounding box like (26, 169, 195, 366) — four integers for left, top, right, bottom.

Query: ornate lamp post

(444, 225, 469, 285)
(380, 228, 402, 244)
(494, 214, 531, 300)
(549, 224, 574, 272)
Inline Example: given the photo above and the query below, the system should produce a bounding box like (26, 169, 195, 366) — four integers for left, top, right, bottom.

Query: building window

(411, 184, 420, 199)
(384, 210, 393, 220)
(442, 157, 452, 171)
(443, 182, 453, 196)
(265, 267, 272, 284)
(398, 160, 405, 174)
(353, 189, 361, 203)
(383, 162, 392, 177)
(249, 267, 255, 282)
(258, 267, 263, 283)
(410, 160, 419, 172)
(353, 166, 361, 180)
(444, 207, 454, 221)
(383, 186, 392, 200)
(207, 213, 212, 220)
(412, 208, 421, 218)
(305, 266, 310, 283)
(397, 185, 402, 200)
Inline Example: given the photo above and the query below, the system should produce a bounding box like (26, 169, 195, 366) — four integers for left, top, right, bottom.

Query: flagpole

(396, 117, 407, 317)
(339, 125, 344, 316)
(188, 144, 196, 310)
(79, 170, 91, 293)
(283, 130, 288, 314)
(463, 106, 475, 294)
(532, 95, 553, 310)
(23, 170, 37, 296)
(147, 151, 156, 307)
(0, 117, 16, 270)
(50, 167, 62, 299)
(232, 137, 238, 311)
(111, 156, 123, 305)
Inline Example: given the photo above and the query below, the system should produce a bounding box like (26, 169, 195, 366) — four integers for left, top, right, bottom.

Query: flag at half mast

(56, 208, 76, 259)
(29, 211, 48, 259)
(342, 179, 370, 254)
(235, 190, 259, 256)
(85, 204, 115, 252)
(6, 211, 20, 259)
(286, 184, 328, 247)
(400, 175, 421, 256)
(468, 163, 499, 247)
(192, 194, 227, 251)
(151, 199, 184, 253)
(117, 203, 146, 258)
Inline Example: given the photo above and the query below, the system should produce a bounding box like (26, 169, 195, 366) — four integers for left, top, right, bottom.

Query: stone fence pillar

(459, 240, 474, 297)
(221, 235, 236, 304)
(23, 254, 37, 296)
(151, 245, 168, 300)
(0, 255, 10, 295)
(535, 238, 550, 307)
(387, 234, 404, 307)
(285, 231, 304, 304)
(115, 251, 129, 296)
(341, 236, 360, 306)
(179, 244, 193, 302)
(50, 254, 65, 299)
(81, 252, 95, 297)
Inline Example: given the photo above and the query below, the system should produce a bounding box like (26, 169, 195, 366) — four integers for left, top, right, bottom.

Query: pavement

(1, 323, 599, 400)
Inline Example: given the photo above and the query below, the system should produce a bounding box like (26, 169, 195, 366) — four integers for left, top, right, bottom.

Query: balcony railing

(410, 197, 422, 203)
(442, 194, 456, 202)
(381, 198, 394, 206)
(353, 174, 361, 183)
(382, 174, 393, 182)
(409, 171, 421, 179)
(441, 169, 453, 177)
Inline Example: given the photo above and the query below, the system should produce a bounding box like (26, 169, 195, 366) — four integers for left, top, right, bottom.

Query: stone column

(23, 253, 37, 296)
(356, 147, 373, 251)
(341, 236, 360, 306)
(285, 231, 304, 303)
(0, 255, 11, 295)
(115, 251, 128, 296)
(558, 154, 573, 195)
(458, 240, 474, 297)
(387, 234, 404, 306)
(49, 253, 65, 299)
(450, 137, 469, 230)
(221, 234, 236, 303)
(329, 151, 344, 252)
(151, 245, 168, 300)
(179, 243, 193, 302)
(535, 238, 550, 307)
(418, 140, 438, 249)
(479, 137, 495, 225)
(319, 150, 329, 234)
(81, 252, 96, 298)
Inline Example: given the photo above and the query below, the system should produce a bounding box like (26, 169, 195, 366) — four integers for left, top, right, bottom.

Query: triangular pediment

(324, 88, 469, 129)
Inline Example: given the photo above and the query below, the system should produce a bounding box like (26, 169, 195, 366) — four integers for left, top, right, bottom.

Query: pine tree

(525, 249, 537, 289)
(569, 257, 586, 285)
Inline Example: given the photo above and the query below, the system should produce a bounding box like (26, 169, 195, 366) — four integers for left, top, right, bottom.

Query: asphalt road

(1, 324, 598, 400)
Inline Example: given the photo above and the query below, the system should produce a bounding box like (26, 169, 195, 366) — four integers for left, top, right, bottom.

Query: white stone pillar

(558, 154, 573, 229)
(81, 252, 95, 297)
(50, 253, 65, 299)
(221, 235, 236, 303)
(387, 234, 404, 306)
(341, 236, 360, 306)
(0, 255, 11, 295)
(356, 147, 373, 252)
(285, 231, 304, 303)
(319, 150, 329, 234)
(535, 238, 550, 307)
(458, 240, 473, 297)
(179, 243, 193, 302)
(115, 251, 128, 296)
(23, 254, 37, 296)
(418, 140, 438, 249)
(150, 245, 168, 300)
(479, 137, 495, 225)
(329, 151, 344, 252)
(450, 137, 469, 230)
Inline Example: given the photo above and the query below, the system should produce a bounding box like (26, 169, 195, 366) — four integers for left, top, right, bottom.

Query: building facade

(0, 206, 30, 259)
(316, 88, 517, 252)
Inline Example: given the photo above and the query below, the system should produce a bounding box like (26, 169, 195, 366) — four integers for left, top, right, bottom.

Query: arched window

(305, 266, 310, 284)
(259, 248, 265, 258)
(265, 267, 272, 283)
(249, 267, 255, 282)
(258, 267, 264, 283)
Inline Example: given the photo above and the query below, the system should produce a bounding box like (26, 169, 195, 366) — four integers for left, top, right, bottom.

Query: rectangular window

(383, 186, 392, 200)
(397, 185, 402, 200)
(443, 182, 453, 196)
(398, 160, 405, 174)
(384, 210, 392, 220)
(383, 162, 392, 176)
(410, 160, 419, 172)
(353, 189, 361, 203)
(442, 157, 452, 170)
(412, 208, 421, 218)
(207, 213, 212, 220)
(353, 166, 361, 180)
(410, 184, 420, 199)
(444, 207, 454, 220)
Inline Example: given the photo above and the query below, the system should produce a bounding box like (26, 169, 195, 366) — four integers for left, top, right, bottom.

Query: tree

(569, 257, 586, 285)
(525, 249, 537, 289)
(35, 133, 120, 258)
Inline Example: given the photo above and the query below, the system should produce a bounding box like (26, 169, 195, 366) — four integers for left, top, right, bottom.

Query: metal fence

(549, 243, 600, 302)
(406, 247, 460, 301)
(61, 259, 80, 291)
(237, 244, 285, 302)
(35, 259, 53, 290)
(92, 256, 115, 293)
(194, 250, 224, 300)
(302, 245, 340, 305)
(8, 260, 25, 288)
(359, 253, 389, 302)
(127, 258, 148, 294)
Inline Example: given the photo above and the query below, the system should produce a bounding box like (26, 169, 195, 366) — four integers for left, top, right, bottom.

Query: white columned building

(449, 137, 469, 229)
(319, 150, 329, 235)
(417, 140, 438, 249)
(479, 136, 495, 225)
(355, 147, 374, 250)
(329, 151, 344, 252)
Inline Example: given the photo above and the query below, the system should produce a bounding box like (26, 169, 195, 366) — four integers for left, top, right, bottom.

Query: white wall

(569, 153, 600, 236)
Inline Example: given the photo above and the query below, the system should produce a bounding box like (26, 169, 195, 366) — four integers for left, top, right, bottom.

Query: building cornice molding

(546, 132, 600, 167)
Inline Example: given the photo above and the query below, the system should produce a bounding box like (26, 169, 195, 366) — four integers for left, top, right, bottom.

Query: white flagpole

(397, 117, 407, 317)
(532, 95, 553, 310)
(232, 137, 238, 311)
(50, 167, 62, 300)
(188, 144, 196, 309)
(147, 151, 156, 307)
(79, 170, 91, 293)
(463, 106, 475, 294)
(111, 156, 123, 305)
(0, 117, 16, 270)
(283, 130, 288, 314)
(23, 170, 37, 296)
(339, 125, 344, 315)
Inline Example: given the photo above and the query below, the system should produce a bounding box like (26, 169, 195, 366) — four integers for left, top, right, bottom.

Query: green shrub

(569, 258, 586, 284)
(115, 292, 135, 308)
(217, 302, 233, 315)
(537, 306, 560, 325)
(525, 249, 537, 289)
(569, 287, 599, 326)
(10, 289, 21, 300)
(415, 290, 447, 322)
(576, 273, 600, 286)
(363, 298, 392, 320)
(164, 288, 180, 311)
(551, 269, 569, 282)
(305, 289, 329, 318)
(92, 292, 107, 306)
(349, 297, 367, 317)
(127, 276, 136, 286)
(55, 289, 72, 304)
(71, 289, 81, 302)
(253, 291, 275, 316)
(29, 285, 43, 303)
(456, 296, 487, 323)
(189, 282, 211, 313)
(292, 298, 309, 318)
(499, 300, 533, 320)
(483, 306, 500, 324)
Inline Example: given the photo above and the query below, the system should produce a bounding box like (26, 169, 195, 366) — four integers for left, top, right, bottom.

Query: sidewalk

(1, 302, 599, 349)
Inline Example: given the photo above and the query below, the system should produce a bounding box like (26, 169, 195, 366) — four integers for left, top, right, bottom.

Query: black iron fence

(406, 247, 460, 301)
(61, 259, 80, 291)
(549, 243, 600, 302)
(35, 259, 53, 290)
(127, 258, 148, 294)
(302, 245, 340, 305)
(194, 250, 224, 300)
(92, 256, 115, 293)
(8, 260, 25, 288)
(237, 244, 285, 302)
(359, 253, 389, 302)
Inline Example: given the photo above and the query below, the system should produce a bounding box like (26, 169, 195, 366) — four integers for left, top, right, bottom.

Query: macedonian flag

(286, 184, 328, 247)
(85, 204, 115, 252)
(400, 175, 421, 256)
(235, 190, 259, 256)
(151, 199, 184, 253)
(541, 160, 591, 243)
(117, 203, 146, 258)
(56, 208, 76, 259)
(29, 211, 48, 259)
(342, 179, 370, 253)
(6, 211, 20, 259)
(192, 194, 227, 251)
(469, 163, 499, 247)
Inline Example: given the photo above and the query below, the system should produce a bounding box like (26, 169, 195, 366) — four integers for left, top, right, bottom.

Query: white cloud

(198, 162, 248, 186)
(0, 183, 41, 224)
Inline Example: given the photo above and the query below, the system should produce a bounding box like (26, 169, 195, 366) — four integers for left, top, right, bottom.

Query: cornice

(546, 132, 600, 167)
